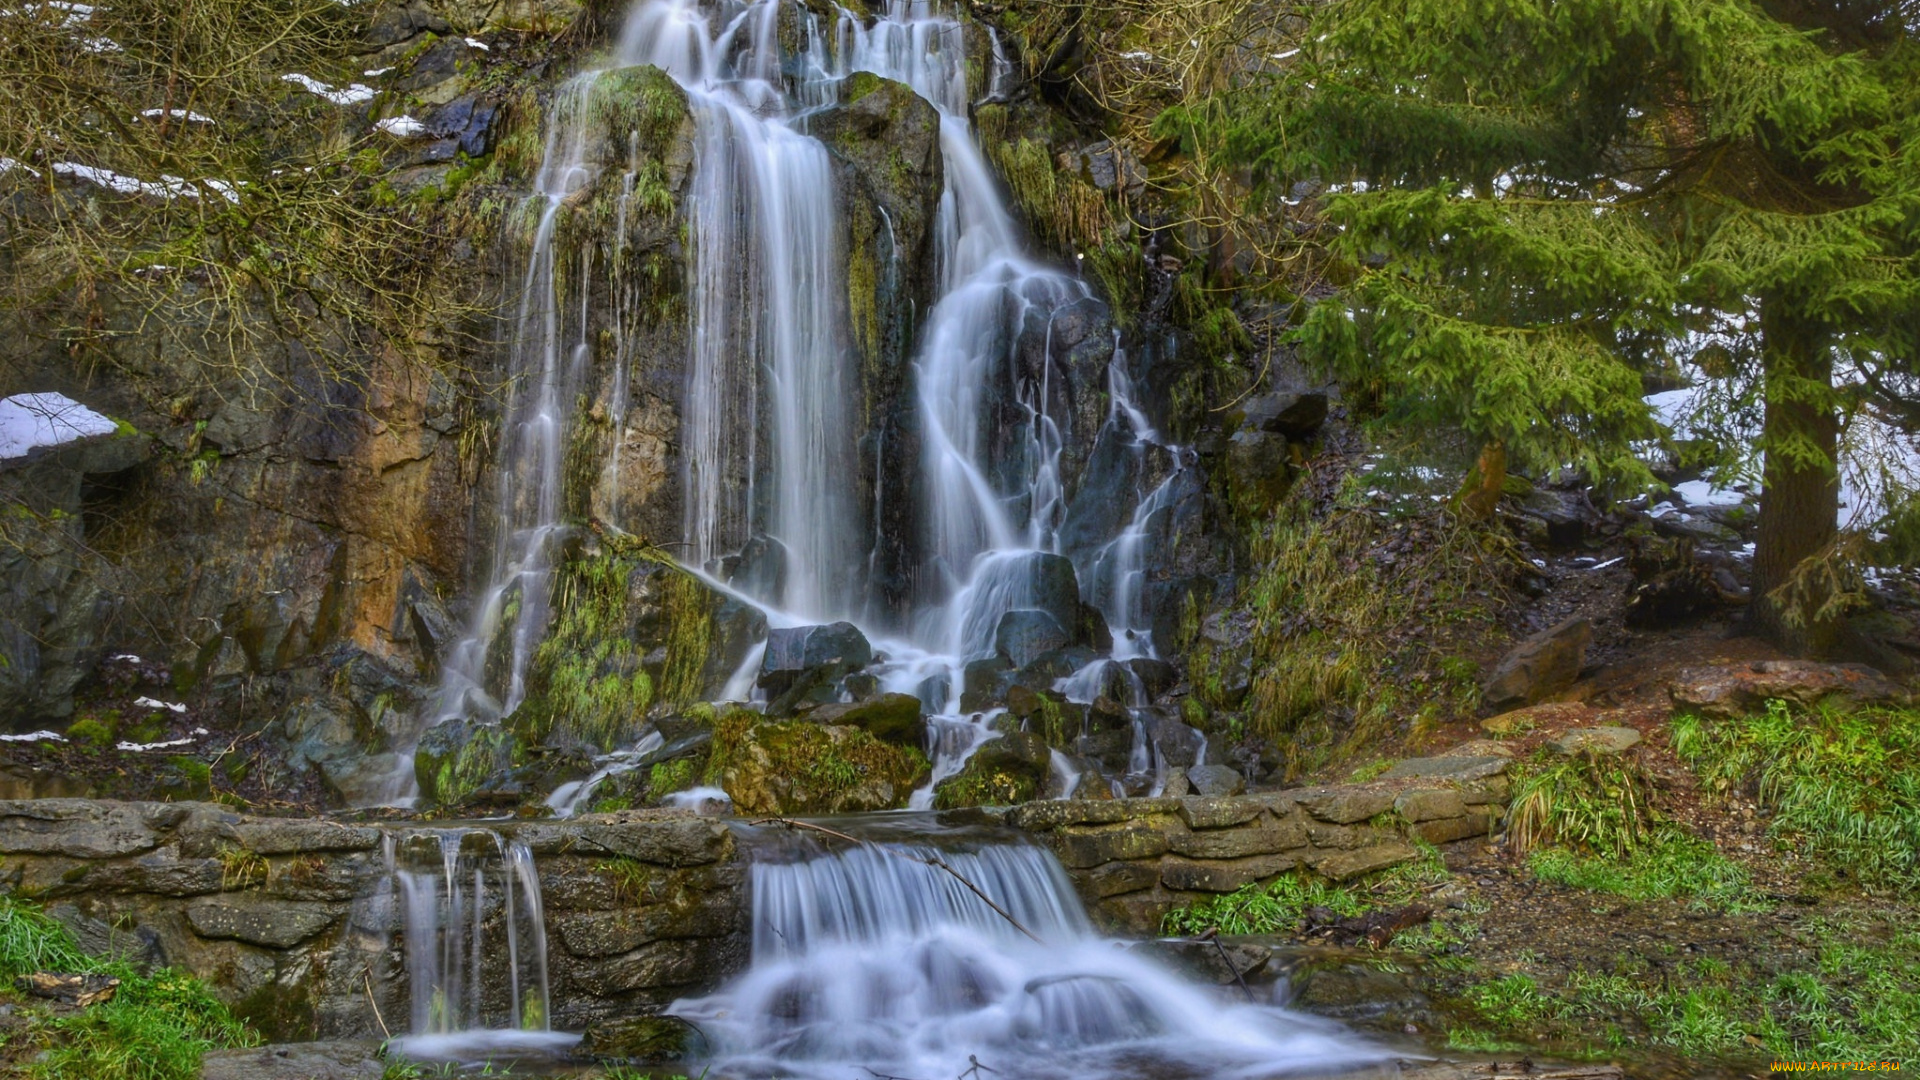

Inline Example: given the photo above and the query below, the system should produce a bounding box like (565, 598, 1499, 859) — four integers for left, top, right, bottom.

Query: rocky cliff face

(0, 0, 1301, 811)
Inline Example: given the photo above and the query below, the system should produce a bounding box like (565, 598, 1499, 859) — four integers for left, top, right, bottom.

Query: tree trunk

(1749, 303, 1841, 654)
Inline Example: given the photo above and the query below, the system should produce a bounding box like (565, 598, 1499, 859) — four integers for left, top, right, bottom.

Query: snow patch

(463, 36, 489, 50)
(134, 696, 188, 713)
(281, 73, 376, 105)
(0, 392, 118, 460)
(138, 108, 213, 124)
(374, 115, 426, 138)
(0, 731, 66, 743)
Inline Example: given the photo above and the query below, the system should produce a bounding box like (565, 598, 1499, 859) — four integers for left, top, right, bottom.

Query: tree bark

(1749, 303, 1841, 654)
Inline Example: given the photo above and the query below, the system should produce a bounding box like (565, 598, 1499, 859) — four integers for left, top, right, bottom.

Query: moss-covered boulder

(800, 692, 925, 746)
(414, 716, 524, 807)
(706, 711, 929, 814)
(932, 732, 1051, 810)
(513, 546, 766, 752)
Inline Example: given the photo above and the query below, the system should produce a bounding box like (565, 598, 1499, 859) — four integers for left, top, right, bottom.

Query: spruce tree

(1200, 0, 1920, 652)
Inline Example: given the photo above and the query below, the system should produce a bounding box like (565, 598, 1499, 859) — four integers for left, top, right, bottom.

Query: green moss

(66, 718, 114, 748)
(705, 710, 930, 814)
(648, 757, 696, 799)
(844, 69, 884, 103)
(930, 767, 1036, 809)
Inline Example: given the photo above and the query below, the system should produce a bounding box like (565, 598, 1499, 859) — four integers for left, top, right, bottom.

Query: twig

(1195, 927, 1256, 1002)
(863, 1069, 926, 1080)
(959, 1056, 999, 1080)
(362, 967, 390, 1040)
(750, 818, 1044, 944)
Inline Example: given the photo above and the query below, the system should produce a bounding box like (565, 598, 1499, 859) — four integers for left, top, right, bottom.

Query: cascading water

(673, 830, 1389, 1079)
(387, 829, 571, 1060)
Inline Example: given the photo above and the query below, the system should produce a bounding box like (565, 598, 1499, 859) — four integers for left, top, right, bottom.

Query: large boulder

(1234, 390, 1329, 439)
(1481, 617, 1591, 709)
(414, 716, 522, 807)
(759, 622, 873, 696)
(932, 732, 1051, 809)
(708, 717, 928, 815)
(994, 609, 1070, 669)
(1669, 660, 1904, 719)
(801, 692, 925, 747)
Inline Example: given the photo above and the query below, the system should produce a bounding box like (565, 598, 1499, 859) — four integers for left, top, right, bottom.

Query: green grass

(1674, 700, 1920, 893)
(1528, 829, 1763, 911)
(1161, 846, 1450, 936)
(1445, 913, 1920, 1063)
(0, 896, 256, 1080)
(1508, 750, 1660, 858)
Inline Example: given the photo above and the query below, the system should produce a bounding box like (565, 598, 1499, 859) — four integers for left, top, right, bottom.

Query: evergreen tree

(1194, 0, 1920, 651)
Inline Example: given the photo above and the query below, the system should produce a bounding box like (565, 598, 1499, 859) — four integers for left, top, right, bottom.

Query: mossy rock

(932, 732, 1051, 810)
(583, 1014, 707, 1062)
(415, 717, 524, 807)
(707, 714, 929, 815)
(800, 692, 925, 746)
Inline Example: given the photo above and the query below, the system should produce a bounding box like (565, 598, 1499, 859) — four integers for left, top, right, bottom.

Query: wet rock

(1159, 767, 1190, 796)
(959, 655, 1012, 712)
(1297, 788, 1395, 824)
(1236, 390, 1329, 439)
(801, 692, 924, 747)
(932, 732, 1050, 809)
(994, 609, 1070, 668)
(1479, 701, 1596, 735)
(1311, 841, 1419, 881)
(200, 1041, 383, 1080)
(0, 799, 171, 858)
(1124, 657, 1178, 700)
(1670, 659, 1904, 719)
(583, 1014, 708, 1063)
(914, 672, 951, 711)
(708, 720, 927, 816)
(758, 622, 873, 697)
(413, 716, 521, 808)
(1128, 939, 1271, 986)
(1223, 428, 1295, 515)
(186, 898, 340, 949)
(1549, 726, 1642, 755)
(1185, 763, 1246, 797)
(1481, 617, 1591, 709)
(1160, 853, 1298, 892)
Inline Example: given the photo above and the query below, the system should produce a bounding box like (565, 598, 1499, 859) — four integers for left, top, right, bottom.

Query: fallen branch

(362, 967, 390, 1040)
(750, 818, 1044, 944)
(1194, 927, 1256, 1002)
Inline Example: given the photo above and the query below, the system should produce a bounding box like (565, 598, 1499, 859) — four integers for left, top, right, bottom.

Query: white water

(672, 836, 1388, 1079)
(388, 829, 573, 1060)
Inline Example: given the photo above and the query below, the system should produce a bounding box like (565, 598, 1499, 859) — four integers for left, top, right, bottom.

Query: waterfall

(671, 833, 1387, 1079)
(387, 829, 572, 1060)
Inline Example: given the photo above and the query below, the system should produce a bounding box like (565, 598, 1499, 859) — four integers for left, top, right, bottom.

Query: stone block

(1085, 860, 1159, 898)
(1166, 823, 1306, 859)
(1305, 822, 1385, 850)
(1378, 756, 1509, 783)
(1053, 825, 1170, 869)
(1297, 787, 1395, 824)
(1311, 842, 1418, 882)
(44, 853, 224, 897)
(1461, 776, 1510, 803)
(0, 799, 174, 858)
(187, 898, 342, 949)
(1006, 798, 1178, 831)
(573, 939, 712, 996)
(1549, 726, 1643, 755)
(556, 910, 653, 958)
(1393, 788, 1468, 823)
(1414, 812, 1493, 846)
(226, 820, 382, 856)
(1176, 797, 1266, 830)
(200, 1041, 383, 1080)
(1160, 853, 1297, 893)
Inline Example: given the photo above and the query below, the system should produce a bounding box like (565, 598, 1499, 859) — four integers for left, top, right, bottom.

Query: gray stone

(1378, 756, 1510, 782)
(1006, 798, 1178, 831)
(1129, 939, 1272, 985)
(1297, 787, 1395, 824)
(1312, 841, 1418, 881)
(582, 1014, 707, 1063)
(1549, 726, 1644, 755)
(759, 622, 873, 695)
(993, 609, 1070, 668)
(1178, 797, 1265, 830)
(1185, 763, 1246, 797)
(1482, 617, 1591, 708)
(1414, 813, 1493, 845)
(1393, 788, 1468, 823)
(1167, 824, 1305, 859)
(1161, 853, 1298, 893)
(1085, 860, 1159, 898)
(1237, 390, 1329, 438)
(225, 820, 383, 856)
(0, 799, 174, 858)
(525, 812, 732, 867)
(1053, 825, 1170, 869)
(187, 898, 341, 949)
(802, 692, 924, 746)
(200, 1041, 383, 1080)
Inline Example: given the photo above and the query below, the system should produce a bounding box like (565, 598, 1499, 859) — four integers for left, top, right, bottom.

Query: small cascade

(672, 831, 1387, 1079)
(387, 829, 574, 1061)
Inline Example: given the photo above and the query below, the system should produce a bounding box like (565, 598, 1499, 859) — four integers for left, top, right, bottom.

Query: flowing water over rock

(672, 827, 1389, 1079)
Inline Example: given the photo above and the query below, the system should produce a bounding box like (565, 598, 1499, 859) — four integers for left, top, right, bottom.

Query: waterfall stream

(672, 829, 1389, 1079)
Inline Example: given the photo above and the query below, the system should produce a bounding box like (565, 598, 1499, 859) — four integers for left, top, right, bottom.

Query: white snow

(375, 115, 426, 137)
(462, 36, 488, 50)
(137, 109, 213, 124)
(0, 392, 118, 460)
(0, 731, 66, 743)
(363, 66, 392, 77)
(0, 157, 38, 177)
(1673, 479, 1748, 508)
(281, 73, 376, 105)
(134, 696, 187, 713)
